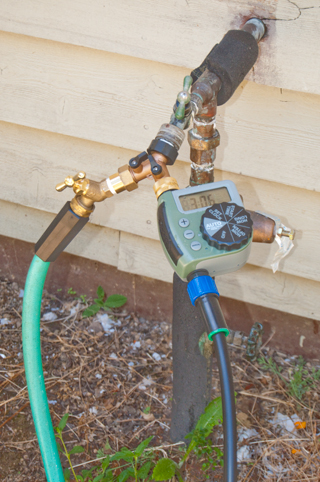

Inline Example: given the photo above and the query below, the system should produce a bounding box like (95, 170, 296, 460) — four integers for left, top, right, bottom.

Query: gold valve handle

(56, 171, 86, 192)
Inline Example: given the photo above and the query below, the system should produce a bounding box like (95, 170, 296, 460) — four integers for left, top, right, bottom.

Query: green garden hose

(22, 255, 65, 482)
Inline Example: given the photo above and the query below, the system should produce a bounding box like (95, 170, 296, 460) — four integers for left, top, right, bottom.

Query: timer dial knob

(200, 202, 253, 251)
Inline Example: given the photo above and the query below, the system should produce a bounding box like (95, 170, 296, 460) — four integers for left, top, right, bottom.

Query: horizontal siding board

(0, 32, 319, 192)
(0, 121, 319, 283)
(0, 200, 120, 267)
(0, 1, 319, 94)
(118, 231, 320, 321)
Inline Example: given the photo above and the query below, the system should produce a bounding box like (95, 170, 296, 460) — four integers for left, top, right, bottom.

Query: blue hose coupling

(187, 275, 219, 306)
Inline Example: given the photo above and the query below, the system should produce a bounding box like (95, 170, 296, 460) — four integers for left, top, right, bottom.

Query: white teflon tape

(106, 177, 117, 195)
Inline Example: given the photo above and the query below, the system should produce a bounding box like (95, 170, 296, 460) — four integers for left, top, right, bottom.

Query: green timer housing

(157, 180, 253, 280)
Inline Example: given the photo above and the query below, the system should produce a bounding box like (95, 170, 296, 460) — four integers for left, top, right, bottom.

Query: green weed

(68, 288, 77, 296)
(82, 286, 127, 319)
(182, 397, 224, 478)
(54, 397, 224, 481)
(258, 355, 320, 401)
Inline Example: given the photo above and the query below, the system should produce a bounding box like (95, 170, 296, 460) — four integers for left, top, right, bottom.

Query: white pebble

(131, 341, 141, 349)
(152, 352, 161, 361)
(41, 312, 58, 322)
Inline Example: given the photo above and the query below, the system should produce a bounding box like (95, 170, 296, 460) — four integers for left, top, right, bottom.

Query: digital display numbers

(179, 187, 231, 212)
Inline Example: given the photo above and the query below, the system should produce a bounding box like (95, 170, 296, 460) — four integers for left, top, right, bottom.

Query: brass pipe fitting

(153, 177, 179, 199)
(56, 165, 139, 217)
(130, 154, 170, 183)
(108, 165, 139, 194)
(70, 196, 95, 218)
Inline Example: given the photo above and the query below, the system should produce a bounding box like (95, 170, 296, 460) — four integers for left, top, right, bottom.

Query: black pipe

(196, 294, 237, 482)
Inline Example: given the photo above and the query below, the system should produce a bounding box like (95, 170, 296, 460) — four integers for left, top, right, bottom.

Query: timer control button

(179, 217, 189, 228)
(184, 229, 194, 239)
(190, 241, 202, 251)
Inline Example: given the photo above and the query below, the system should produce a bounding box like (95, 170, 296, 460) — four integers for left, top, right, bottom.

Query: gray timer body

(157, 180, 253, 280)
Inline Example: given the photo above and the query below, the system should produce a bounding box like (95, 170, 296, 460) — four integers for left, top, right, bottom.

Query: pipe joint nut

(118, 165, 138, 192)
(188, 129, 220, 151)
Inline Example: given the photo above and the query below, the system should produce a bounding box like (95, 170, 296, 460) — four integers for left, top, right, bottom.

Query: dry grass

(0, 279, 319, 481)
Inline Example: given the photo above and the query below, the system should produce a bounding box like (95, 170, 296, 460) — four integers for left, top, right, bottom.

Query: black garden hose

(196, 292, 237, 482)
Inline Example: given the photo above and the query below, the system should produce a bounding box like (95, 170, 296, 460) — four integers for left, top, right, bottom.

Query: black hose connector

(187, 269, 228, 340)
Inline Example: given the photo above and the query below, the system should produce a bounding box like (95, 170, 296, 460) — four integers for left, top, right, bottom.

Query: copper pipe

(248, 210, 276, 243)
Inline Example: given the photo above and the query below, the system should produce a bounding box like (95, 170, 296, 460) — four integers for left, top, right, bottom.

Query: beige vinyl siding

(0, 0, 319, 95)
(0, 32, 319, 192)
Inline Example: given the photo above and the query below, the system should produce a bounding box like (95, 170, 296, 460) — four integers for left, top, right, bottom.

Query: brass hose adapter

(153, 177, 179, 199)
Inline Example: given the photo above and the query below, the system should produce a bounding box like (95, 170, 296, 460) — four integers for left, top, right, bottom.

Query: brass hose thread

(153, 177, 179, 199)
(70, 196, 95, 218)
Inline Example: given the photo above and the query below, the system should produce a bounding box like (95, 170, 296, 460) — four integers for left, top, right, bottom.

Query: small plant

(54, 397, 224, 481)
(79, 294, 87, 303)
(258, 356, 286, 384)
(181, 396, 223, 477)
(54, 414, 85, 481)
(288, 356, 320, 400)
(82, 286, 127, 319)
(68, 287, 77, 296)
(258, 355, 320, 401)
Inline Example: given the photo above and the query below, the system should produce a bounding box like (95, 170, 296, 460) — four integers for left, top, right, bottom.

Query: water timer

(157, 180, 253, 280)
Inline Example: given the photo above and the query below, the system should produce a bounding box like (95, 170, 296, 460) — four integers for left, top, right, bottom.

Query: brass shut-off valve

(55, 171, 86, 192)
(55, 165, 140, 218)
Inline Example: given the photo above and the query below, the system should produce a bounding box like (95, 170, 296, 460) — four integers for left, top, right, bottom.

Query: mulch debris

(1, 279, 320, 481)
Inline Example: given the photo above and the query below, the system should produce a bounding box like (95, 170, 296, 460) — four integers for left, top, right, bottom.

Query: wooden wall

(0, 1, 319, 320)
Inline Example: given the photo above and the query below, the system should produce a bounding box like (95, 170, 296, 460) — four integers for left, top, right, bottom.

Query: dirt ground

(1, 279, 320, 481)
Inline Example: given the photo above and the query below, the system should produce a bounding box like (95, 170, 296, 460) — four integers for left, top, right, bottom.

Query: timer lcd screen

(179, 187, 231, 212)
